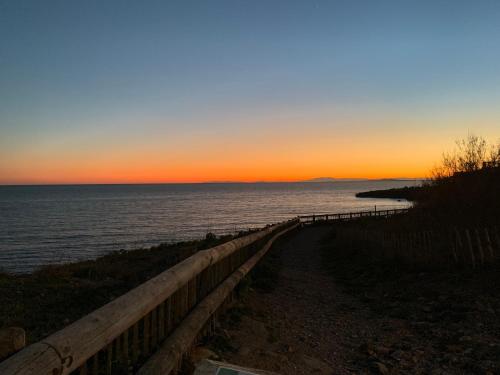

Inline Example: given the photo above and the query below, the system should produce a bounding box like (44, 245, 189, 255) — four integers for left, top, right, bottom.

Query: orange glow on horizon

(0, 148, 432, 185)
(2, 113, 497, 185)
(0, 142, 442, 185)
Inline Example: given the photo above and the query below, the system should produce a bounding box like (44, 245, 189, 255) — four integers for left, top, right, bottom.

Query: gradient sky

(1, 0, 500, 184)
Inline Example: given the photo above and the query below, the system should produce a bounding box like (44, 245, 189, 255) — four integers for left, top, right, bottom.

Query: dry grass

(0, 232, 248, 343)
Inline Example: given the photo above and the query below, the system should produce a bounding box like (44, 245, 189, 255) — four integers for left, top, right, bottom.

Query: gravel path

(203, 225, 500, 374)
(208, 226, 385, 374)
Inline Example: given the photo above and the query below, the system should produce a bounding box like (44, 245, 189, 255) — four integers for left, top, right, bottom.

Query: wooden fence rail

(299, 208, 409, 224)
(336, 225, 500, 267)
(0, 219, 299, 375)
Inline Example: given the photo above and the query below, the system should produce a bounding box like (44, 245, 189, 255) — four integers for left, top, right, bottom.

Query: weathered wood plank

(137, 222, 300, 375)
(0, 220, 296, 375)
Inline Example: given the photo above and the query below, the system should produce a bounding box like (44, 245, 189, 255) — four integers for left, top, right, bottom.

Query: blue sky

(1, 1, 500, 183)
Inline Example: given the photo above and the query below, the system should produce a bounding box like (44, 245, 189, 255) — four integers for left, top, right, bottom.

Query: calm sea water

(0, 181, 416, 273)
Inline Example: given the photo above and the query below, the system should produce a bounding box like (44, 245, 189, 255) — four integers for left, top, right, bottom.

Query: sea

(0, 180, 417, 273)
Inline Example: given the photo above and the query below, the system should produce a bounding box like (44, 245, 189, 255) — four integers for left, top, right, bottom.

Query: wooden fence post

(449, 228, 459, 264)
(386, 232, 391, 258)
(416, 231, 422, 262)
(396, 233, 403, 258)
(454, 228, 463, 265)
(429, 231, 435, 263)
(411, 232, 417, 263)
(408, 231, 412, 257)
(394, 233, 399, 257)
(427, 231, 433, 264)
(493, 226, 500, 256)
(474, 229, 485, 265)
(382, 232, 390, 258)
(465, 229, 476, 269)
(426, 231, 432, 263)
(422, 231, 428, 262)
(484, 228, 495, 261)
(402, 232, 408, 262)
(393, 233, 398, 259)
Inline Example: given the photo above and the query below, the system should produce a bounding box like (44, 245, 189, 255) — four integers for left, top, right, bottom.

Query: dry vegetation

(358, 134, 500, 230)
(307, 134, 500, 373)
(418, 134, 500, 227)
(0, 232, 245, 344)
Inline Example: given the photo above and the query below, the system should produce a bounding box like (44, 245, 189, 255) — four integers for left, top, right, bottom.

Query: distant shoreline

(355, 185, 425, 201)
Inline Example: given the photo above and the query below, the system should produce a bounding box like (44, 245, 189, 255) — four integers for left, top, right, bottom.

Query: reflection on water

(0, 181, 416, 273)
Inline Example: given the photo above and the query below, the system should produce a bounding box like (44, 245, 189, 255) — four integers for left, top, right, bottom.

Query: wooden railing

(299, 208, 409, 224)
(0, 219, 299, 375)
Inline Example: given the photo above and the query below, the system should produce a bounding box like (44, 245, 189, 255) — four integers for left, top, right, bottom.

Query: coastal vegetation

(358, 134, 500, 229)
(358, 134, 500, 221)
(310, 134, 500, 371)
(0, 231, 248, 345)
(355, 185, 425, 201)
(420, 134, 500, 227)
(1, 134, 498, 373)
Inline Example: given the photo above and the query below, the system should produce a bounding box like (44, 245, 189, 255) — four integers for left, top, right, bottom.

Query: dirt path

(201, 225, 500, 374)
(205, 226, 385, 374)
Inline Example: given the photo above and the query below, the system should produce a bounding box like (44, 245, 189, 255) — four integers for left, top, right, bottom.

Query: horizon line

(0, 177, 426, 187)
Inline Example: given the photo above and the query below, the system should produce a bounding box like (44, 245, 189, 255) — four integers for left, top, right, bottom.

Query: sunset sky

(1, 1, 500, 184)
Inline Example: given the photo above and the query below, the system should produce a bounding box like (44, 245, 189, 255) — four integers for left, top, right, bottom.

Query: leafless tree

(433, 134, 496, 178)
(489, 140, 500, 165)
